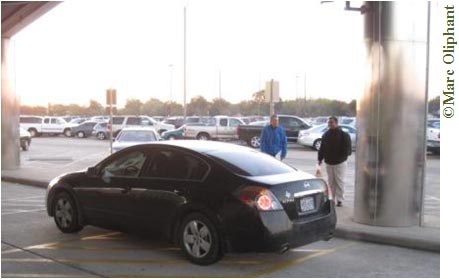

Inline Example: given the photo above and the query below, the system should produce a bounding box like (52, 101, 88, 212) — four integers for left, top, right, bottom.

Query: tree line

(19, 94, 440, 117)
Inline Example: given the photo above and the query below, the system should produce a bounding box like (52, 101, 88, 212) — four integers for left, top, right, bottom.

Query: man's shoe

(336, 201, 342, 207)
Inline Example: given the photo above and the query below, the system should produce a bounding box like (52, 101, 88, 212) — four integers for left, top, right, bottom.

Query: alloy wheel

(250, 136, 261, 148)
(55, 198, 74, 229)
(183, 220, 212, 259)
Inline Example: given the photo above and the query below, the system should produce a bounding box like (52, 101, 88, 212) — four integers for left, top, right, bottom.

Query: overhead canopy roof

(1, 1, 60, 37)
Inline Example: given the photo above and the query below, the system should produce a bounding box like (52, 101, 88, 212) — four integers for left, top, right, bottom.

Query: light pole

(169, 64, 173, 102)
(219, 69, 222, 99)
(183, 6, 187, 118)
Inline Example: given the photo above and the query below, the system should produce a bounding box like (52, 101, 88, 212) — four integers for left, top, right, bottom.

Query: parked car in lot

(161, 125, 186, 140)
(46, 141, 336, 265)
(111, 115, 174, 136)
(162, 116, 185, 129)
(112, 127, 161, 152)
(19, 127, 31, 151)
(184, 116, 244, 140)
(426, 119, 440, 155)
(297, 124, 357, 150)
(19, 115, 76, 137)
(93, 122, 109, 140)
(71, 121, 99, 138)
(238, 115, 312, 148)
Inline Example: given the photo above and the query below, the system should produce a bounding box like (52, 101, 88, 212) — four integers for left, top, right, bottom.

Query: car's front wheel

(76, 131, 85, 138)
(64, 129, 72, 137)
(96, 132, 106, 140)
(53, 192, 83, 233)
(179, 213, 222, 265)
(249, 136, 261, 148)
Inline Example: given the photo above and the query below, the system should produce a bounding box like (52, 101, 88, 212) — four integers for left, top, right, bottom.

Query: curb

(334, 227, 440, 253)
(2, 176, 440, 253)
(2, 176, 48, 189)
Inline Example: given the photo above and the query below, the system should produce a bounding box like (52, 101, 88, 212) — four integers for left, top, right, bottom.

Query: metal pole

(270, 79, 275, 115)
(419, 2, 431, 227)
(219, 69, 222, 99)
(183, 6, 187, 119)
(108, 89, 113, 154)
(304, 73, 307, 100)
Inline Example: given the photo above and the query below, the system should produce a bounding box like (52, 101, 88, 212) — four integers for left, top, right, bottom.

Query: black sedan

(46, 141, 336, 265)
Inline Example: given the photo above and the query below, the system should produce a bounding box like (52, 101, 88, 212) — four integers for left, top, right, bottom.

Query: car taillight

(235, 186, 282, 211)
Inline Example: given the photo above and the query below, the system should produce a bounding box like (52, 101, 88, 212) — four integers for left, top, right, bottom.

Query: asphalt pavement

(1, 182, 440, 278)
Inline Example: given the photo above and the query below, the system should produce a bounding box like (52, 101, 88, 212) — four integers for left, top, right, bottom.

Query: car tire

(28, 128, 38, 137)
(197, 133, 210, 141)
(179, 213, 222, 265)
(64, 129, 72, 137)
(21, 140, 30, 151)
(249, 136, 261, 148)
(313, 139, 322, 151)
(96, 132, 106, 140)
(53, 191, 83, 233)
(77, 131, 85, 138)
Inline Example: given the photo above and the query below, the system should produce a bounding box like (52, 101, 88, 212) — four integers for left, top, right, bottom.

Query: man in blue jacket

(260, 114, 287, 160)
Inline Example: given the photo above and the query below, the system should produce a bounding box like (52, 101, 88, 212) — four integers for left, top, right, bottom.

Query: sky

(12, 0, 440, 107)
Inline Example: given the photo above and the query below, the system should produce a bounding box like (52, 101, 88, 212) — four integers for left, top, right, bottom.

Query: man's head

(328, 116, 338, 129)
(270, 114, 279, 127)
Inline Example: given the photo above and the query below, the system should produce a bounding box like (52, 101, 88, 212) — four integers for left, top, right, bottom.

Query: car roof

(144, 140, 252, 154)
(120, 127, 158, 132)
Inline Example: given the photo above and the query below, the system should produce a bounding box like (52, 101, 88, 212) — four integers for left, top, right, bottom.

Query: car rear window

(118, 130, 156, 142)
(207, 149, 295, 176)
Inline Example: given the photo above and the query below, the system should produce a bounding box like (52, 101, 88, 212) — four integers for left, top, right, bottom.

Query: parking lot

(16, 136, 440, 227)
(1, 136, 440, 277)
(2, 181, 439, 277)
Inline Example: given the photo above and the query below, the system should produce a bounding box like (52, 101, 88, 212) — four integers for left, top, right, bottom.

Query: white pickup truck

(19, 116, 76, 137)
(183, 116, 244, 140)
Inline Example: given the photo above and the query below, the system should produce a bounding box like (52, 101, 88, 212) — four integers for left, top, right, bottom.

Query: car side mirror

(87, 167, 98, 177)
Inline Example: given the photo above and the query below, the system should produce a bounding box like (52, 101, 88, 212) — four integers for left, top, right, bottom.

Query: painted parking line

(1, 209, 46, 216)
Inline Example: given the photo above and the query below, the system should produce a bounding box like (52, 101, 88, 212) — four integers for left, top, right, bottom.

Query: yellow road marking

(240, 242, 357, 278)
(112, 242, 358, 278)
(80, 231, 123, 241)
(2, 231, 122, 255)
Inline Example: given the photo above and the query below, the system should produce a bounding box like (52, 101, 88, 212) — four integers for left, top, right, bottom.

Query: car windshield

(207, 149, 295, 176)
(118, 131, 155, 142)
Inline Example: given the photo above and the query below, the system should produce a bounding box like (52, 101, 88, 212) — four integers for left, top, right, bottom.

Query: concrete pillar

(354, 2, 428, 226)
(1, 37, 20, 170)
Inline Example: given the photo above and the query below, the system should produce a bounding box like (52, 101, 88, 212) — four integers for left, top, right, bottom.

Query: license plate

(300, 196, 315, 212)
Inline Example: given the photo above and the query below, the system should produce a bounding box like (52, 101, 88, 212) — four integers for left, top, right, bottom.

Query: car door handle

(173, 189, 184, 196)
(121, 186, 131, 194)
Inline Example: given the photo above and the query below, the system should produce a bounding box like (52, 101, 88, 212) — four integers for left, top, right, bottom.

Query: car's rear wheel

(197, 133, 210, 141)
(77, 131, 85, 138)
(53, 192, 83, 233)
(313, 139, 322, 151)
(179, 213, 222, 265)
(96, 132, 106, 140)
(249, 136, 261, 148)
